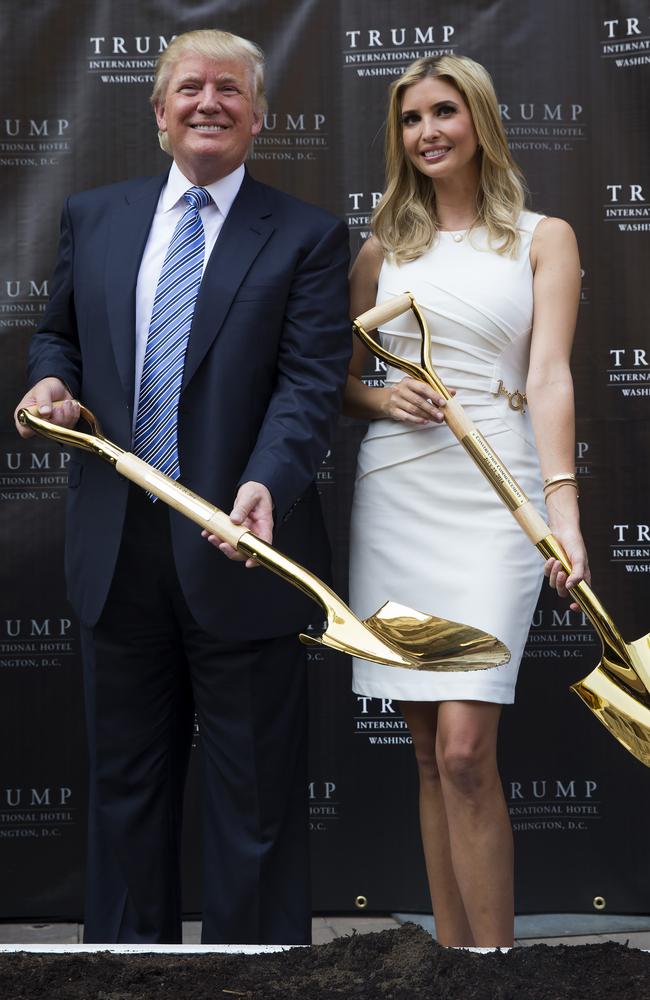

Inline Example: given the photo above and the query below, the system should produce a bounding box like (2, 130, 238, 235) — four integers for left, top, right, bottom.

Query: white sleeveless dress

(350, 212, 546, 704)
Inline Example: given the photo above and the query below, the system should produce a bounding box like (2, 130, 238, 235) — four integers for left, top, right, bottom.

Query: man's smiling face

(154, 54, 262, 185)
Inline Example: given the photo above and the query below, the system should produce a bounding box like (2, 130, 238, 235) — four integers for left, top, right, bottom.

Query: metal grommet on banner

(593, 896, 606, 911)
(355, 895, 368, 910)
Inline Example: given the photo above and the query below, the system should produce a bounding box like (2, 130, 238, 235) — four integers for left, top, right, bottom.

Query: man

(14, 29, 350, 945)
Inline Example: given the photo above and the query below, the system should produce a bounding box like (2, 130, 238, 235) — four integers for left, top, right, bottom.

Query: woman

(345, 55, 589, 948)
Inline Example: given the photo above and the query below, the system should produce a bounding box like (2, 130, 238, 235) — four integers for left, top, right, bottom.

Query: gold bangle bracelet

(544, 481, 580, 502)
(543, 472, 577, 488)
(542, 476, 578, 493)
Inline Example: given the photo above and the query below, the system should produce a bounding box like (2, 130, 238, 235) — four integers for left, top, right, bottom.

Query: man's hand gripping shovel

(18, 403, 510, 673)
(353, 292, 650, 766)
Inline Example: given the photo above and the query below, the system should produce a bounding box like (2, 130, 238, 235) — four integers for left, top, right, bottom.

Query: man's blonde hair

(151, 29, 267, 155)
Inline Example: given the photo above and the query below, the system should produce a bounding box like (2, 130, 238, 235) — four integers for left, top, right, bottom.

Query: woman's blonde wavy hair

(373, 55, 527, 262)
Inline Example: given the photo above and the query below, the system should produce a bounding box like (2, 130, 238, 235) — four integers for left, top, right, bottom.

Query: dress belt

(493, 379, 527, 412)
(387, 372, 528, 412)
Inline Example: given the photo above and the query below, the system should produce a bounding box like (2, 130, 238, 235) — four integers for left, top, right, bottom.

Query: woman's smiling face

(400, 76, 479, 183)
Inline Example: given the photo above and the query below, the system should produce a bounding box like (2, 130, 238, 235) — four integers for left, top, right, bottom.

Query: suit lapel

(104, 174, 167, 408)
(181, 172, 275, 390)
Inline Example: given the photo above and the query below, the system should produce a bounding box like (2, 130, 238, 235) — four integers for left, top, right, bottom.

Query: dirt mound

(1, 924, 647, 999)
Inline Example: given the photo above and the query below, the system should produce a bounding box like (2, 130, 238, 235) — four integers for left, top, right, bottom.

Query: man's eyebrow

(215, 73, 243, 85)
(173, 71, 247, 91)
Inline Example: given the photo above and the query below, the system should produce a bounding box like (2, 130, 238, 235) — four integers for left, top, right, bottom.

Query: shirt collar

(162, 161, 245, 218)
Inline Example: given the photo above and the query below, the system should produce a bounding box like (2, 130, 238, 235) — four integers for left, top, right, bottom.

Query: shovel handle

(354, 293, 414, 331)
(113, 455, 358, 629)
(114, 453, 247, 549)
(354, 304, 540, 528)
(19, 406, 248, 549)
(352, 295, 635, 662)
(19, 405, 344, 592)
(354, 301, 579, 555)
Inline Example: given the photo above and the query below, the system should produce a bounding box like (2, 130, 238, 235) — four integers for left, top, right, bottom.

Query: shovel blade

(299, 617, 414, 668)
(628, 632, 650, 694)
(366, 601, 510, 670)
(571, 657, 650, 768)
(301, 600, 510, 671)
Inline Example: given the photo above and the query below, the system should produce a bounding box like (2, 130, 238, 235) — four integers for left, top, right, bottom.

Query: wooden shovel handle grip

(513, 502, 555, 548)
(444, 400, 552, 546)
(115, 453, 247, 548)
(442, 396, 474, 437)
(354, 293, 413, 331)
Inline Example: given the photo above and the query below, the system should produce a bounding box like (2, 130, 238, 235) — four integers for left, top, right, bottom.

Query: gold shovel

(18, 403, 509, 673)
(353, 293, 650, 767)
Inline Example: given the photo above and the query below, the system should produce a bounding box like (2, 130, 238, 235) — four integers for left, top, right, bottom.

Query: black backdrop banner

(1, 0, 648, 920)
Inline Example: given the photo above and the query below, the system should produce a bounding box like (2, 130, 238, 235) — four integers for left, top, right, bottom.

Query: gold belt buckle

(496, 379, 527, 412)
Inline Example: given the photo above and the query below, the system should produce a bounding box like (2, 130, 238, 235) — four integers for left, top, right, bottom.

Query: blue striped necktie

(133, 185, 212, 491)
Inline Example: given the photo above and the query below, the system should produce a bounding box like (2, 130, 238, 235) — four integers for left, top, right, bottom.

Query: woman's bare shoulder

(531, 216, 578, 269)
(350, 237, 385, 316)
(533, 216, 577, 248)
(355, 235, 384, 265)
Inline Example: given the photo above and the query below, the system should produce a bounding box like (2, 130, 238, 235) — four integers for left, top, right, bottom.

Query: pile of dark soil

(1, 924, 648, 999)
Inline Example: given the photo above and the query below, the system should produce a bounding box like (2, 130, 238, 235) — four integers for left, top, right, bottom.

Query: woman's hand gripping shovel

(18, 403, 509, 673)
(354, 292, 650, 767)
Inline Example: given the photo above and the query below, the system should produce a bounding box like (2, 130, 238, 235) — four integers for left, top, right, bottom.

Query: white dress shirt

(133, 161, 245, 430)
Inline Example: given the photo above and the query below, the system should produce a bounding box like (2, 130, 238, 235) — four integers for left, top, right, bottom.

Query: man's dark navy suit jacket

(29, 168, 351, 639)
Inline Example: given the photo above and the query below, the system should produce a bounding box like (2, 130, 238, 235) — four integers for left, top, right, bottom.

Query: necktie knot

(184, 186, 211, 211)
